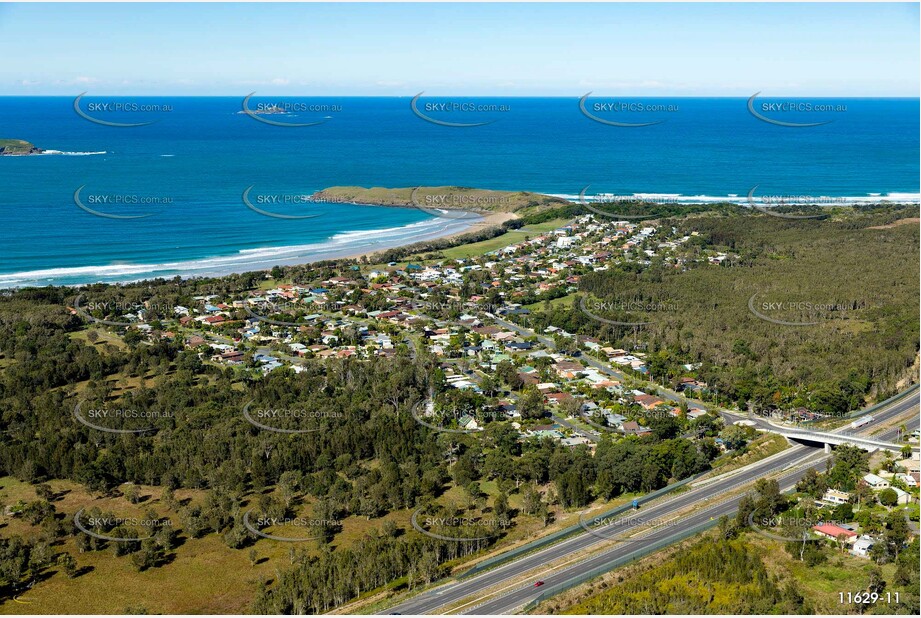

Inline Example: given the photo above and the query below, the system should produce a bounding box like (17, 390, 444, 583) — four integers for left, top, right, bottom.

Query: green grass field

(524, 292, 577, 311)
(440, 219, 570, 260)
(69, 329, 130, 352)
(1, 468, 641, 614)
(360, 218, 571, 272)
(0, 139, 37, 154)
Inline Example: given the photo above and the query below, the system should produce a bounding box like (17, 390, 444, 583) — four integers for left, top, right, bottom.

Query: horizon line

(2, 94, 919, 99)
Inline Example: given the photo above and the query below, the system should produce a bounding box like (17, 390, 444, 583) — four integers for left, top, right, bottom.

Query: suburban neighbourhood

(73, 215, 733, 445)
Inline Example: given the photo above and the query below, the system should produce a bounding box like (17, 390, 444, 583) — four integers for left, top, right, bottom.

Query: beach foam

(549, 192, 921, 205)
(0, 215, 480, 288)
(36, 150, 108, 156)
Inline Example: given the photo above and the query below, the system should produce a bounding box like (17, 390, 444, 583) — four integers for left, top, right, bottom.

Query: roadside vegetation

(550, 446, 920, 615)
(1, 204, 917, 613)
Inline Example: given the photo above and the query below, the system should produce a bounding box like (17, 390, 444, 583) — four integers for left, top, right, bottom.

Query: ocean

(1, 96, 918, 288)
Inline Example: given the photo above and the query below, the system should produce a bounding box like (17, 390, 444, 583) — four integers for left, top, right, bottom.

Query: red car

(534, 581, 545, 587)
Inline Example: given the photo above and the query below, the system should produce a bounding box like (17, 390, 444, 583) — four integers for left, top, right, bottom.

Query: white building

(891, 487, 911, 505)
(821, 489, 851, 505)
(863, 473, 890, 489)
(556, 237, 576, 249)
(852, 537, 876, 558)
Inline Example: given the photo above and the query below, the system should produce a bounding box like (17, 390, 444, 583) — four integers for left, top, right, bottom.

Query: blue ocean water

(0, 96, 918, 287)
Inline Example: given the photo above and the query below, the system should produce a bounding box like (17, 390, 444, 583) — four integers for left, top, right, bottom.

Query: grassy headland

(0, 139, 42, 155)
(311, 185, 570, 217)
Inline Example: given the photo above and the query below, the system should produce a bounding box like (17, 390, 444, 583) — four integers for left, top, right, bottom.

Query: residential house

(863, 473, 890, 489)
(553, 361, 584, 380)
(458, 415, 480, 431)
(821, 489, 851, 506)
(890, 487, 911, 505)
(851, 536, 876, 558)
(812, 523, 857, 543)
(497, 401, 519, 419)
(600, 412, 626, 427)
(517, 372, 540, 386)
(529, 428, 565, 441)
(622, 421, 652, 437)
(215, 350, 244, 364)
(186, 335, 207, 349)
(545, 392, 575, 407)
(288, 343, 308, 357)
(633, 394, 666, 410)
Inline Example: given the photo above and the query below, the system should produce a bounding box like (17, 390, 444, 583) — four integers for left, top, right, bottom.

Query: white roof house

(891, 487, 911, 505)
(821, 489, 851, 505)
(863, 473, 890, 489)
(852, 537, 875, 558)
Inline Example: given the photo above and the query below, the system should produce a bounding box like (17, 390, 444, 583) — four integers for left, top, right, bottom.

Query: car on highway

(534, 580, 544, 587)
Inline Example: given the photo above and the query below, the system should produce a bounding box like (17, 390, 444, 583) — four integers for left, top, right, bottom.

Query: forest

(529, 208, 920, 415)
(1, 204, 917, 611)
(0, 282, 716, 610)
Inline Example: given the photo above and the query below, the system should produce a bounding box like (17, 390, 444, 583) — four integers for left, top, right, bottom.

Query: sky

(1, 2, 918, 96)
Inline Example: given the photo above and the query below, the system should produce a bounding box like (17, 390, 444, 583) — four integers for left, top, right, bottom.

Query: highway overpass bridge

(721, 385, 920, 453)
(775, 427, 916, 453)
(384, 386, 918, 616)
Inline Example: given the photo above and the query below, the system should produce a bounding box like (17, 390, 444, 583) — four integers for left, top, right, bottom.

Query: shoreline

(2, 189, 918, 289)
(0, 209, 518, 289)
(339, 211, 517, 263)
(560, 191, 921, 206)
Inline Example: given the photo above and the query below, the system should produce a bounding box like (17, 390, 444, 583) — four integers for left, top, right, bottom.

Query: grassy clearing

(536, 530, 907, 615)
(0, 479, 304, 614)
(711, 432, 789, 473)
(752, 535, 901, 613)
(0, 479, 266, 614)
(440, 219, 569, 260)
(69, 329, 129, 352)
(1, 473, 640, 614)
(524, 292, 577, 311)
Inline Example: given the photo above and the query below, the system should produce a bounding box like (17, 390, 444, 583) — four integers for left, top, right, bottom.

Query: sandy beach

(0, 208, 520, 288)
(341, 210, 518, 264)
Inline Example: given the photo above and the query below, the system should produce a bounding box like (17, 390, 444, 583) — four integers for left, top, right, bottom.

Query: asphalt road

(491, 315, 715, 412)
(387, 392, 919, 615)
(388, 442, 820, 615)
(471, 451, 833, 615)
(471, 403, 920, 615)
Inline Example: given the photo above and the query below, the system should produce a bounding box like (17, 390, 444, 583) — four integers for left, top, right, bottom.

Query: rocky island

(0, 139, 43, 155)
